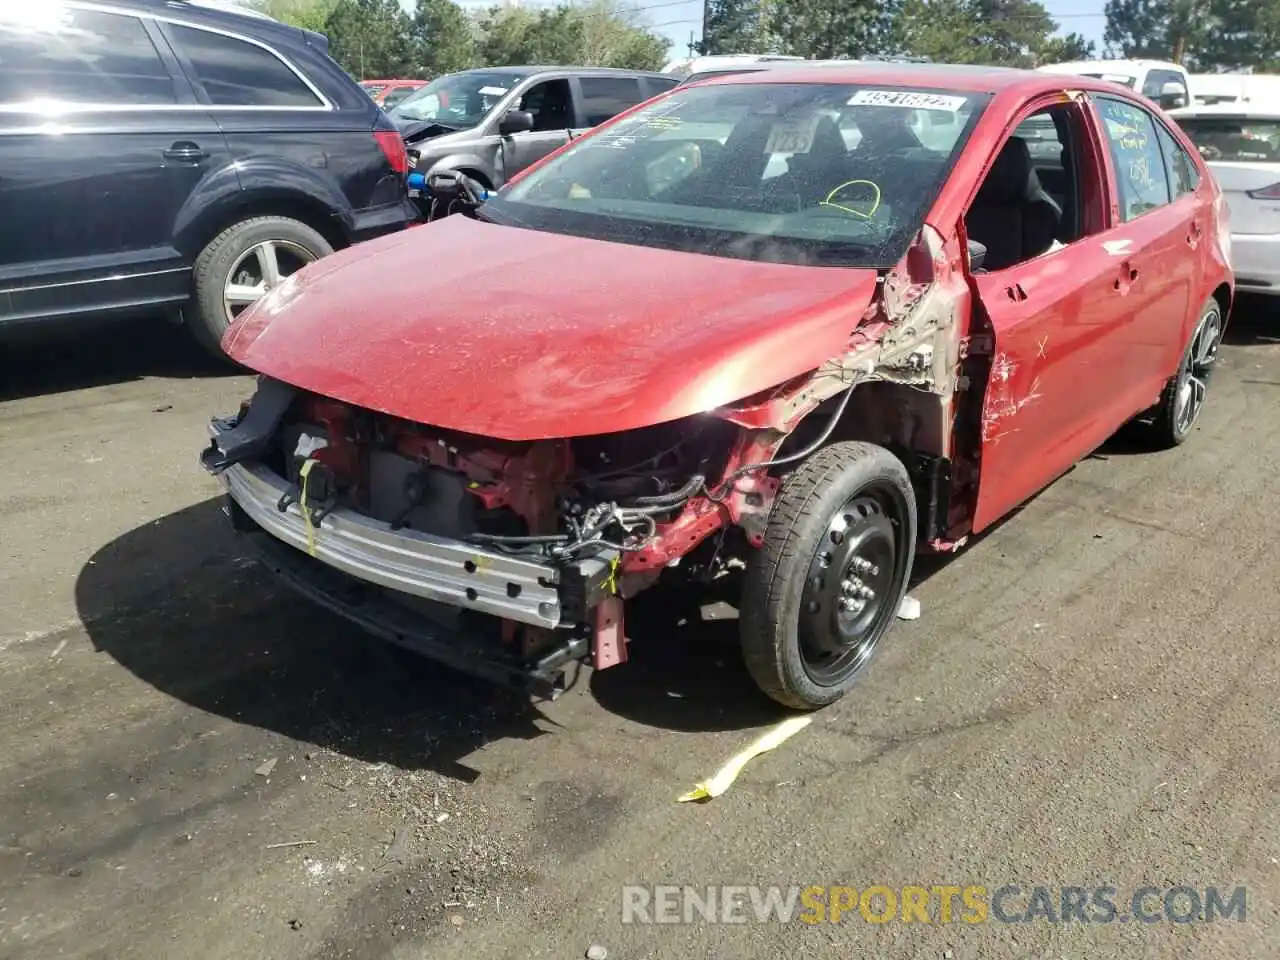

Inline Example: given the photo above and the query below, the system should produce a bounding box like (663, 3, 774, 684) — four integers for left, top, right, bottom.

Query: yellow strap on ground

(677, 715, 812, 802)
(298, 458, 318, 557)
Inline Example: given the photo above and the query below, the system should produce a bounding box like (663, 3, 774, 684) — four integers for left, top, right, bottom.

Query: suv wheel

(189, 216, 333, 356)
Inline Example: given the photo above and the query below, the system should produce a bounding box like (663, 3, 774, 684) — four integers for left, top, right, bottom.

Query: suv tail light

(1246, 182, 1280, 199)
(373, 130, 408, 175)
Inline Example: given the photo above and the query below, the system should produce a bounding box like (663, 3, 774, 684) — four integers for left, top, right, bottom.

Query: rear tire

(188, 216, 333, 357)
(739, 442, 917, 711)
(1148, 297, 1223, 448)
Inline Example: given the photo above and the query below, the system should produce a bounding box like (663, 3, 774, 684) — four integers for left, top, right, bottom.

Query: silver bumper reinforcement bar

(215, 457, 613, 631)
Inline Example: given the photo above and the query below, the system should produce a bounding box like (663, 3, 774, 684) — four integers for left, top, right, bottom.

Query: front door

(967, 98, 1145, 532)
(499, 78, 574, 181)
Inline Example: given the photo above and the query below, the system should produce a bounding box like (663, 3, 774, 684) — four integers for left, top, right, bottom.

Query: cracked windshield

(488, 82, 986, 267)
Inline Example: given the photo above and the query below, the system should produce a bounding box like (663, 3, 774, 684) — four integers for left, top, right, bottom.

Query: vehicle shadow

(75, 497, 552, 784)
(0, 317, 232, 402)
(71, 492, 1041, 762)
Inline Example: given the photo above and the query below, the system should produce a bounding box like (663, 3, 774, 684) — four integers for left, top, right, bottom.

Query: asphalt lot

(2, 303, 1280, 960)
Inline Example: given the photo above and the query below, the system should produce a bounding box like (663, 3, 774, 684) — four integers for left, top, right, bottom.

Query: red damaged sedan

(201, 63, 1232, 710)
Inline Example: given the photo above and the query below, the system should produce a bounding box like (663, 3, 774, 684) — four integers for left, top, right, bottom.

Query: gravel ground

(2, 303, 1279, 960)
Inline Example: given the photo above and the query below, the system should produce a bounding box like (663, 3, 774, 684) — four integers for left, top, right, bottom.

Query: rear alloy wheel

(739, 442, 917, 710)
(188, 216, 333, 357)
(1150, 298, 1223, 448)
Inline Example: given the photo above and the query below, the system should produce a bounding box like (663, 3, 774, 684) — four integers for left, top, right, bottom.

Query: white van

(1036, 59, 1193, 110)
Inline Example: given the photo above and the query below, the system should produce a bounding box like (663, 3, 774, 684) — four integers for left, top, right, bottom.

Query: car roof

(450, 65, 673, 79)
(700, 61, 1103, 96)
(91, 0, 321, 47)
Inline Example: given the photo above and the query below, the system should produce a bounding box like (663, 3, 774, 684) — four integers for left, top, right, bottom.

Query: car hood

(394, 119, 477, 145)
(223, 216, 881, 441)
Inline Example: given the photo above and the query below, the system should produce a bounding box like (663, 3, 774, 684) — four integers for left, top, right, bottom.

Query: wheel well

(1212, 281, 1233, 321)
(770, 381, 951, 542)
(183, 196, 348, 261)
(456, 168, 493, 189)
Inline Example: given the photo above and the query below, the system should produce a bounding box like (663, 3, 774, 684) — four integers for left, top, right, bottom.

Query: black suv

(393, 66, 678, 210)
(0, 0, 417, 354)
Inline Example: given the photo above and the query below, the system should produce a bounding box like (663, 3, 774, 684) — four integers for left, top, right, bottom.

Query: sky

(400, 0, 1111, 61)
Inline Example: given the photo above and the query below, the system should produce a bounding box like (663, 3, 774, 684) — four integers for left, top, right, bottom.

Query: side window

(578, 77, 645, 126)
(518, 79, 572, 132)
(1155, 122, 1200, 197)
(0, 7, 177, 106)
(964, 103, 1097, 273)
(1143, 70, 1188, 109)
(167, 24, 322, 107)
(644, 76, 679, 98)
(1141, 71, 1166, 99)
(1094, 96, 1172, 221)
(381, 85, 417, 109)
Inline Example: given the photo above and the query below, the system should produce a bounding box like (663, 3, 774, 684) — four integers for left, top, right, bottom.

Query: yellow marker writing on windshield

(820, 179, 883, 219)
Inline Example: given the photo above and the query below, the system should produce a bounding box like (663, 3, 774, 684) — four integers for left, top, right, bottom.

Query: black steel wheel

(740, 441, 916, 710)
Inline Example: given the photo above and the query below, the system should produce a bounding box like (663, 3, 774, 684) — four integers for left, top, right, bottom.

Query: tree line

(248, 0, 1280, 79)
(246, 0, 670, 76)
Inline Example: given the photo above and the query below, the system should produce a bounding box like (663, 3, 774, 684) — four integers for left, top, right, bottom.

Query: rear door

(569, 74, 649, 138)
(0, 3, 225, 323)
(154, 18, 376, 211)
(1088, 94, 1196, 390)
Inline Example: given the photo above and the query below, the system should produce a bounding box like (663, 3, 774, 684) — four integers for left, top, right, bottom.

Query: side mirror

(499, 109, 535, 135)
(967, 239, 987, 272)
(1159, 82, 1188, 110)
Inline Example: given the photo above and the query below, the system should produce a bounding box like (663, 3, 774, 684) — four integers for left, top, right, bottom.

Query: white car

(1171, 104, 1280, 296)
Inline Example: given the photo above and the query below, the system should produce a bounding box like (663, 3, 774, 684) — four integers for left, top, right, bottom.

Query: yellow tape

(819, 179, 882, 219)
(606, 554, 620, 595)
(677, 715, 812, 802)
(298, 458, 318, 557)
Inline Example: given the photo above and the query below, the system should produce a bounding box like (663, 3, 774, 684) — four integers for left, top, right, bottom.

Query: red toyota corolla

(201, 63, 1233, 710)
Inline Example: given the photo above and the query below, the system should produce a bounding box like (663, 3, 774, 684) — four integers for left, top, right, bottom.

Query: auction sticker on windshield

(479, 86, 509, 96)
(764, 115, 822, 154)
(848, 90, 968, 111)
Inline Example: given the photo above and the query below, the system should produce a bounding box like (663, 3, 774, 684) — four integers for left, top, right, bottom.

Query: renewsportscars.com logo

(620, 884, 1248, 925)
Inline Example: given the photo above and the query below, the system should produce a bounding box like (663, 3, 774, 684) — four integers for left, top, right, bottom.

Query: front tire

(1149, 297, 1223, 448)
(739, 442, 917, 711)
(188, 216, 333, 357)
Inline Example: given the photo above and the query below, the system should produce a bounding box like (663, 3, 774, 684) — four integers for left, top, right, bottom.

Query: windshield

(484, 82, 987, 268)
(389, 71, 525, 126)
(1177, 116, 1280, 162)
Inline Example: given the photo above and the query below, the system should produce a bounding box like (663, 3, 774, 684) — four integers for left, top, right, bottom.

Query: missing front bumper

(232, 509, 588, 700)
(214, 454, 618, 630)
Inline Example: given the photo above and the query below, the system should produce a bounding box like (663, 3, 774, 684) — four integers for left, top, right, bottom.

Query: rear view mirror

(499, 109, 535, 135)
(967, 239, 987, 272)
(1159, 82, 1188, 110)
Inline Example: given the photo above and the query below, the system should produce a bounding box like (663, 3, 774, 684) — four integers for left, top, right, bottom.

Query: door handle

(163, 141, 208, 162)
(1114, 261, 1139, 294)
(1187, 220, 1202, 248)
(1005, 282, 1028, 303)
